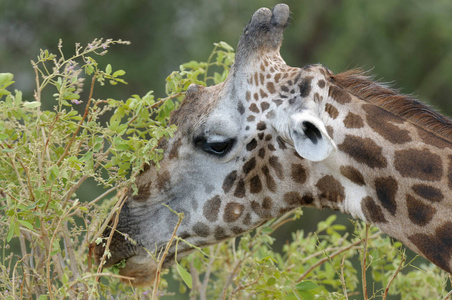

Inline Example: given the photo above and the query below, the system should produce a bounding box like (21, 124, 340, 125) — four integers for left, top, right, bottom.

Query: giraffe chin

(117, 254, 159, 287)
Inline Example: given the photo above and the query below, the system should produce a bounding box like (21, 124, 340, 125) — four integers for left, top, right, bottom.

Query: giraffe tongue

(234, 3, 290, 66)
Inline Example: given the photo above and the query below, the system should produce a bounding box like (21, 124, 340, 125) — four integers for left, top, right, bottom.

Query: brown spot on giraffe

(343, 112, 364, 129)
(325, 103, 339, 119)
(328, 85, 351, 104)
(375, 176, 398, 215)
(242, 157, 256, 175)
(253, 93, 259, 101)
(291, 163, 307, 184)
(260, 102, 270, 112)
(249, 175, 263, 193)
(224, 202, 245, 223)
(242, 213, 251, 226)
(156, 169, 171, 191)
(246, 139, 258, 151)
(317, 79, 326, 88)
(251, 198, 273, 218)
(256, 121, 266, 131)
(361, 196, 387, 223)
(203, 195, 221, 222)
(338, 135, 387, 169)
(362, 104, 412, 144)
(394, 149, 443, 181)
(234, 179, 246, 198)
(298, 76, 313, 98)
(245, 91, 251, 102)
(132, 181, 152, 202)
(340, 165, 365, 186)
(261, 166, 277, 192)
(214, 226, 228, 240)
(267, 82, 276, 94)
(249, 103, 259, 113)
(237, 101, 245, 115)
(193, 222, 210, 237)
(231, 226, 245, 235)
(316, 175, 345, 203)
(409, 222, 452, 273)
(406, 194, 436, 226)
(269, 156, 284, 180)
(222, 171, 237, 193)
(412, 184, 444, 203)
(260, 73, 265, 85)
(169, 139, 182, 160)
(277, 137, 287, 150)
(283, 191, 304, 205)
(326, 126, 334, 139)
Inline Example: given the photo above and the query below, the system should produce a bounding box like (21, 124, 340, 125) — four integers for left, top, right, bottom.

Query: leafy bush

(0, 40, 450, 299)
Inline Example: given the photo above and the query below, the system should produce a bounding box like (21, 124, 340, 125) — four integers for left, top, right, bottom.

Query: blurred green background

(1, 0, 451, 298)
(2, 0, 452, 115)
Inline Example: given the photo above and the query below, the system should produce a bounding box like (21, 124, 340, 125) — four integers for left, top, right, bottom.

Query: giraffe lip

(116, 253, 159, 286)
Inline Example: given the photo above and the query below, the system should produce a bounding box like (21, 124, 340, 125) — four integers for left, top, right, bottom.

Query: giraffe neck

(315, 73, 452, 272)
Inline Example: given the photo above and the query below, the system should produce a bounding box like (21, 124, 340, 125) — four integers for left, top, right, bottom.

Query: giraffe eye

(195, 137, 235, 156)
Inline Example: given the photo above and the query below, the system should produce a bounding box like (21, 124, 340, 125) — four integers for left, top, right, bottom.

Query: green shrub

(0, 40, 450, 300)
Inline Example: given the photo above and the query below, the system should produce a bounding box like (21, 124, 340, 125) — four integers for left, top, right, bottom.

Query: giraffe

(94, 4, 452, 286)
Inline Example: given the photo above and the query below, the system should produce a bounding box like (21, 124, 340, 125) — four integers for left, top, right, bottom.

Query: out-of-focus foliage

(1, 0, 451, 114)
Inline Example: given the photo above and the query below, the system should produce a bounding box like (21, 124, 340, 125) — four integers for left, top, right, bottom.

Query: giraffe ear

(289, 111, 337, 161)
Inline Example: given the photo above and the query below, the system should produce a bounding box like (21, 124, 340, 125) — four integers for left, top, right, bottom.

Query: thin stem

(340, 254, 349, 300)
(95, 189, 128, 275)
(361, 224, 370, 300)
(383, 254, 405, 299)
(151, 209, 184, 300)
(19, 235, 31, 294)
(296, 231, 381, 283)
(200, 245, 221, 300)
(56, 75, 96, 167)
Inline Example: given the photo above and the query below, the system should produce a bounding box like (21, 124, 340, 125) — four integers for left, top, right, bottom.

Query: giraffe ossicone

(94, 3, 452, 286)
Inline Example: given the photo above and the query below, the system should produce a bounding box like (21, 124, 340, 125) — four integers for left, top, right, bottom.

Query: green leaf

(295, 281, 319, 291)
(18, 220, 34, 230)
(0, 133, 8, 140)
(84, 64, 94, 75)
(298, 290, 315, 300)
(182, 60, 200, 70)
(6, 222, 16, 242)
(176, 263, 192, 289)
(113, 70, 126, 77)
(23, 101, 41, 108)
(62, 272, 69, 285)
(0, 73, 14, 86)
(215, 41, 234, 52)
(267, 277, 276, 286)
(106, 64, 112, 75)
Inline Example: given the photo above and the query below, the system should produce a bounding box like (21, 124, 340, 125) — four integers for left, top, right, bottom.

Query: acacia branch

(56, 75, 96, 167)
(296, 231, 381, 283)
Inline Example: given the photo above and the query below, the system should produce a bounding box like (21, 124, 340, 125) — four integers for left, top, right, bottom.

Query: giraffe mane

(330, 69, 452, 142)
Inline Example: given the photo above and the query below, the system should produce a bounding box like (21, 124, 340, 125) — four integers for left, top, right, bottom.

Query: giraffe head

(94, 4, 335, 285)
(94, 4, 452, 285)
